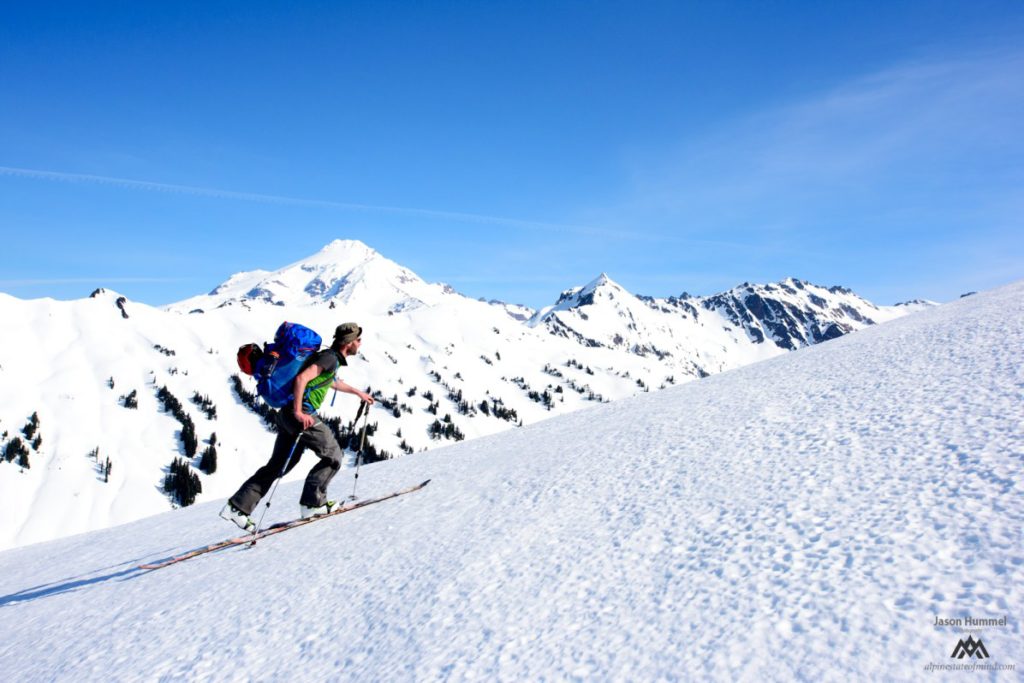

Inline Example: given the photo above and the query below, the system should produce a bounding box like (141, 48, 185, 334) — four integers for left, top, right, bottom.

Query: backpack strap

(301, 350, 346, 410)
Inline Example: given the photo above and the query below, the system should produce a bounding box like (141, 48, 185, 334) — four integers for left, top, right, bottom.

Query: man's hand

(332, 379, 376, 406)
(294, 409, 315, 430)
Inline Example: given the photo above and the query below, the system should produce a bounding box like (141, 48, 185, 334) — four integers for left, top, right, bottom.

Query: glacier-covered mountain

(171, 239, 465, 315)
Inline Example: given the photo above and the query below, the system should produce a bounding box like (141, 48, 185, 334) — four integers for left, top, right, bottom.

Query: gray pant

(229, 410, 343, 514)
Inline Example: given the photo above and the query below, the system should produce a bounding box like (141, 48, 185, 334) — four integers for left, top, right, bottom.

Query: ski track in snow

(0, 282, 1021, 680)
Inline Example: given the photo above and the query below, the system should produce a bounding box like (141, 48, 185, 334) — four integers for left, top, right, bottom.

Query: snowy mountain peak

(169, 239, 451, 314)
(537, 273, 628, 317)
(527, 272, 675, 360)
(308, 238, 380, 265)
(88, 287, 125, 300)
(575, 272, 632, 301)
(583, 272, 612, 291)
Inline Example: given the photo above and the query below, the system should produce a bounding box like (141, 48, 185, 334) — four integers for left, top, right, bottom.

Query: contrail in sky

(0, 165, 637, 239)
(0, 277, 193, 286)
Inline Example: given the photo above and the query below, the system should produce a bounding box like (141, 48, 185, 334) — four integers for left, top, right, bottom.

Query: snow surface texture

(0, 280, 1020, 681)
(0, 240, 928, 551)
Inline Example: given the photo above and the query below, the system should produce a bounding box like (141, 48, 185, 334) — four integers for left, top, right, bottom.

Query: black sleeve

(314, 350, 340, 374)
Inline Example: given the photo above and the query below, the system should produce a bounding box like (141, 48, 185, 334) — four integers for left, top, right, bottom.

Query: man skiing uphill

(220, 323, 374, 531)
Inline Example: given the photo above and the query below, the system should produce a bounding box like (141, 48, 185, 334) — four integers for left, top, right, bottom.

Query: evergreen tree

(122, 390, 138, 409)
(191, 392, 218, 420)
(4, 437, 28, 464)
(163, 457, 202, 506)
(181, 418, 198, 458)
(199, 444, 218, 475)
(22, 412, 39, 440)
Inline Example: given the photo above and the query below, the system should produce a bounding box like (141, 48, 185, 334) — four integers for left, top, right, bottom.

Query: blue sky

(1, 1, 1022, 308)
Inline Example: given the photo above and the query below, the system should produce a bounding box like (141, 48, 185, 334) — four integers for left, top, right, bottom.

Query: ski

(139, 479, 431, 571)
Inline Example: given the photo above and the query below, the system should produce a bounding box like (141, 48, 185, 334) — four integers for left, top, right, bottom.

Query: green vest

(302, 351, 344, 413)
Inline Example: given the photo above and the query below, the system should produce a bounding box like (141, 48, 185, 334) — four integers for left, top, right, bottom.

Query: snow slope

(0, 280, 1019, 680)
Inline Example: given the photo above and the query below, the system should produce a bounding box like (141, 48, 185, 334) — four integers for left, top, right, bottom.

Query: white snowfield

(0, 280, 1020, 681)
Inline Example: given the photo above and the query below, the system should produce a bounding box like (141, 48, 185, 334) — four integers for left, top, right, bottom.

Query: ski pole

(349, 401, 371, 500)
(250, 431, 303, 546)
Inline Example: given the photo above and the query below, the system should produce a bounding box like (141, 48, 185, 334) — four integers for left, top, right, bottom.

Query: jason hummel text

(934, 616, 1008, 628)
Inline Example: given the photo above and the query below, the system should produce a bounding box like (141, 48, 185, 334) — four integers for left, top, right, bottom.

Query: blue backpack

(236, 322, 322, 408)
